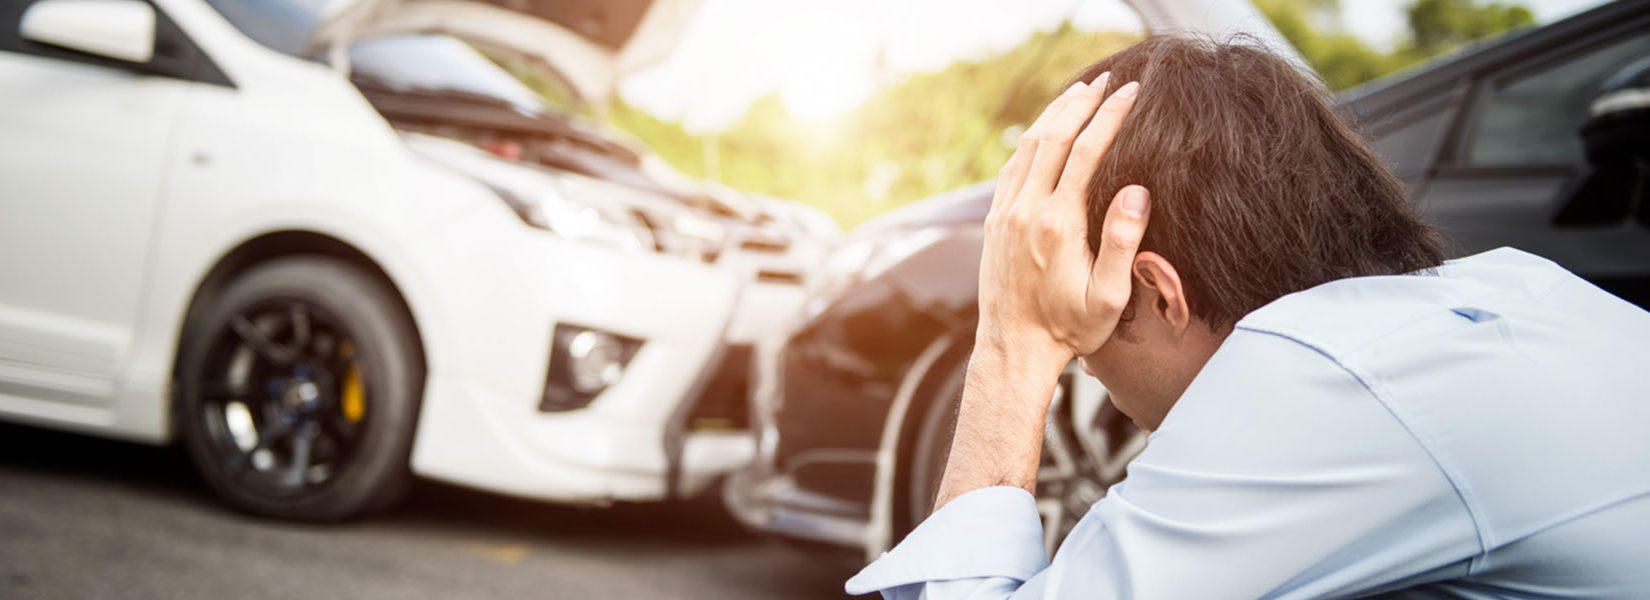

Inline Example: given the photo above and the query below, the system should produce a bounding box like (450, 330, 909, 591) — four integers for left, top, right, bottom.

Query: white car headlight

(804, 226, 950, 320)
(491, 183, 652, 252)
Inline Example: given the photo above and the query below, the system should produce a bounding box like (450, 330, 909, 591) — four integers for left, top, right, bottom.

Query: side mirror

(1553, 56, 1650, 227)
(20, 0, 156, 63)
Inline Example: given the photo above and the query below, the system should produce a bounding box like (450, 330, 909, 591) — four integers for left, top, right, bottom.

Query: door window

(1466, 32, 1650, 167)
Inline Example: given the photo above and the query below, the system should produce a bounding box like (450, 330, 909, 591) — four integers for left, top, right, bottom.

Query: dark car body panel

(774, 228, 984, 508)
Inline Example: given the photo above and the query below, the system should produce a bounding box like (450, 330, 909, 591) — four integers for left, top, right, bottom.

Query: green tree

(1401, 0, 1534, 59)
(1257, 0, 1399, 90)
(1259, 0, 1534, 91)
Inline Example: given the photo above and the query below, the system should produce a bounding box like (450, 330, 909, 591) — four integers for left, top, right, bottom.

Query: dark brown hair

(1075, 35, 1444, 329)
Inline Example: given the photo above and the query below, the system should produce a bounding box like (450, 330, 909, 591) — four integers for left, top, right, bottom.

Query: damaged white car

(0, 0, 833, 519)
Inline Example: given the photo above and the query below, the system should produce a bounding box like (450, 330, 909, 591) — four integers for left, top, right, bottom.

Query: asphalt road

(0, 422, 860, 600)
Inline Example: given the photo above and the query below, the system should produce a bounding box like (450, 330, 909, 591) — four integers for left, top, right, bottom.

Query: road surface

(0, 422, 860, 600)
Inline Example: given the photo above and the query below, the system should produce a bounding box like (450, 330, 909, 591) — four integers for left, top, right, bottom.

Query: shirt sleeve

(845, 486, 1048, 599)
(845, 330, 1483, 599)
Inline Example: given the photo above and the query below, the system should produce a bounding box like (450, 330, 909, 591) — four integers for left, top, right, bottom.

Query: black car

(724, 0, 1650, 561)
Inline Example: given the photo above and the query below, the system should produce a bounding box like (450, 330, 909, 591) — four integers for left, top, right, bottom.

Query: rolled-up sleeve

(845, 330, 1484, 600)
(845, 486, 1048, 598)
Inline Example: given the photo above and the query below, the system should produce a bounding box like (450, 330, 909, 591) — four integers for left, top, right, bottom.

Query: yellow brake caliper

(340, 341, 365, 423)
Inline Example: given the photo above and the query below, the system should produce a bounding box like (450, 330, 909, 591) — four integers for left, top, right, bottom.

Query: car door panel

(0, 3, 190, 403)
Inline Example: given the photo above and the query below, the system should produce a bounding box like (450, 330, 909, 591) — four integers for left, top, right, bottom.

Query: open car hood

(311, 0, 700, 106)
(313, 0, 1300, 109)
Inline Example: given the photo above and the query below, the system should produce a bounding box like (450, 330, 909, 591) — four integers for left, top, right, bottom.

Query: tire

(176, 256, 422, 520)
(903, 357, 1146, 552)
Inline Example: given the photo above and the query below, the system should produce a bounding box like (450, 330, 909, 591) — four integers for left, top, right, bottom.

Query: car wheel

(907, 358, 1147, 553)
(176, 257, 421, 520)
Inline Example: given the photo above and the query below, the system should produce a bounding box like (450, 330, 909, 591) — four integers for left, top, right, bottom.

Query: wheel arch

(865, 330, 976, 559)
(169, 230, 429, 416)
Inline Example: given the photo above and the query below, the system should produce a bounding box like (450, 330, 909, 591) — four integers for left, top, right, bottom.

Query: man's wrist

(959, 336, 1064, 436)
(929, 325, 1070, 509)
(972, 324, 1071, 388)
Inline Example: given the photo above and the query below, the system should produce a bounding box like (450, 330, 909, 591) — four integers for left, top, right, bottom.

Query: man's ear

(1132, 251, 1191, 334)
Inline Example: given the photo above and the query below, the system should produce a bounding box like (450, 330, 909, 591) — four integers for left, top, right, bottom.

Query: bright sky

(619, 0, 1608, 133)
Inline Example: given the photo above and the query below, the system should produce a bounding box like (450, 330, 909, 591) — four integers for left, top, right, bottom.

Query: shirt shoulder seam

(1232, 325, 1492, 573)
(1238, 287, 1522, 360)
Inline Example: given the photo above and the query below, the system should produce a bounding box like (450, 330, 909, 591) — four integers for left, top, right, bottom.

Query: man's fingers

(1055, 81, 1140, 199)
(991, 80, 1093, 220)
(1020, 73, 1111, 199)
(990, 146, 1034, 221)
(1089, 185, 1150, 314)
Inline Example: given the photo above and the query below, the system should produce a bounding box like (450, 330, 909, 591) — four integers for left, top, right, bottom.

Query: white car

(0, 0, 832, 519)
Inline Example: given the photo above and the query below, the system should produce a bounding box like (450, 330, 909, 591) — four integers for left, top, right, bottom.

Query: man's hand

(978, 74, 1149, 371)
(933, 75, 1148, 510)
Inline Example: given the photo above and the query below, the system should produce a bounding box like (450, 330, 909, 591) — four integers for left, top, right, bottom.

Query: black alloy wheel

(907, 358, 1147, 554)
(177, 257, 421, 520)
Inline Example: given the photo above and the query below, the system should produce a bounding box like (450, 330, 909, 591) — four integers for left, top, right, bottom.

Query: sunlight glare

(771, 10, 879, 120)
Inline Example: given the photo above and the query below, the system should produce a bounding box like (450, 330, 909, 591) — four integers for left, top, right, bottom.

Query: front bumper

(723, 271, 958, 556)
(723, 333, 886, 555)
(399, 207, 759, 503)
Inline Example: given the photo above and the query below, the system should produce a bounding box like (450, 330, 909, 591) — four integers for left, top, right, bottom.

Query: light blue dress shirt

(847, 248, 1650, 599)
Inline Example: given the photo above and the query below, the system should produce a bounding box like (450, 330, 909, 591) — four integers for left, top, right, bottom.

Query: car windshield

(203, 0, 333, 57)
(348, 35, 559, 117)
(203, 0, 568, 116)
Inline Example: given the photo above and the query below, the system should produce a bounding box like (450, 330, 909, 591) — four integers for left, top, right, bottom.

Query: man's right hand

(933, 74, 1149, 510)
(977, 73, 1150, 374)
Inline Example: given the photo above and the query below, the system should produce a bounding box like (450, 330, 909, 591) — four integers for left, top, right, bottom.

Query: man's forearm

(931, 334, 1069, 510)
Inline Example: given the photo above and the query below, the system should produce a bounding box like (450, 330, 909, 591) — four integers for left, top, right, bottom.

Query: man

(846, 35, 1650, 599)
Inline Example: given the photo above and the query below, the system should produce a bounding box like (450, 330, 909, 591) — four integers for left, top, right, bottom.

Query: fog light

(567, 330, 625, 394)
(542, 324, 642, 412)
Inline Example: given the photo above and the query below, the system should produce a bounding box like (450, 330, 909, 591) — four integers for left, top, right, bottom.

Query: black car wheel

(907, 358, 1146, 553)
(176, 257, 421, 520)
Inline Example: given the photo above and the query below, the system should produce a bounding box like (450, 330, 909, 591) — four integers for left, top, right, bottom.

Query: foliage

(1259, 0, 1534, 91)
(1402, 0, 1535, 59)
(1258, 0, 1400, 90)
(603, 26, 1137, 228)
